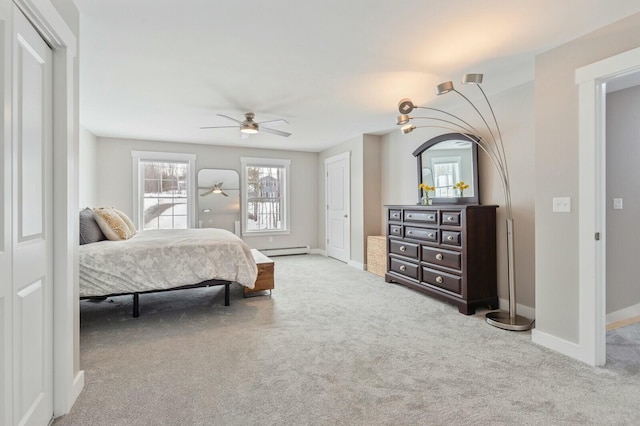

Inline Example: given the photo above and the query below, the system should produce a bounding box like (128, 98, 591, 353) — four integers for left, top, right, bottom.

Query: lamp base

(485, 310, 534, 331)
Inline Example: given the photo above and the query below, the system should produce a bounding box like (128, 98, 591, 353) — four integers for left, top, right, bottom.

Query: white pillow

(114, 208, 137, 237)
(93, 207, 132, 241)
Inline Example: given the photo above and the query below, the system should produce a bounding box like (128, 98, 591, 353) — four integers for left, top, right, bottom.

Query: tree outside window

(241, 158, 290, 235)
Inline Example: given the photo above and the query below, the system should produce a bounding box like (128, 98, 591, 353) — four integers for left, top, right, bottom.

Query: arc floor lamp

(396, 73, 534, 331)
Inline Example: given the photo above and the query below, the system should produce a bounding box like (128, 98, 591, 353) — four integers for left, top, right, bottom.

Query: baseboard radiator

(258, 246, 310, 257)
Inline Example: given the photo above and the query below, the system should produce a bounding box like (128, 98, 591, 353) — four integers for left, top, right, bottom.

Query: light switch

(613, 198, 623, 210)
(553, 197, 571, 213)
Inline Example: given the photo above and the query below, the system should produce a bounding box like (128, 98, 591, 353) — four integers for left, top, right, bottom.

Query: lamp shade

(398, 98, 415, 114)
(401, 124, 415, 134)
(396, 114, 410, 125)
(435, 81, 454, 95)
(462, 73, 484, 84)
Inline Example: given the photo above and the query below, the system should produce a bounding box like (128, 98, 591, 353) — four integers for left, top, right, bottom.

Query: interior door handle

(344, 214, 348, 218)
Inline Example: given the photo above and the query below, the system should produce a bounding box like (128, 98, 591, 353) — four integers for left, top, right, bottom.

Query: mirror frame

(412, 132, 480, 205)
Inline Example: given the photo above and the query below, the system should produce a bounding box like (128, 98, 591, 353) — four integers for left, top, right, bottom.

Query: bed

(79, 227, 258, 317)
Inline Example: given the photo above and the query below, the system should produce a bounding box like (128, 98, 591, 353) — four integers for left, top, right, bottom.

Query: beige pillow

(114, 208, 136, 237)
(93, 207, 132, 241)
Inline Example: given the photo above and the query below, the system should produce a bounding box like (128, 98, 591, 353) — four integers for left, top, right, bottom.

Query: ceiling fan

(200, 112, 291, 138)
(200, 182, 228, 197)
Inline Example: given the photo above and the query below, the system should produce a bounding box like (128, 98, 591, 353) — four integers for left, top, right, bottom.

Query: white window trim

(131, 151, 196, 230)
(240, 157, 291, 236)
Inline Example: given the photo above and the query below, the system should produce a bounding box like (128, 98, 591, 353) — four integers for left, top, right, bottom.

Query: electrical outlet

(613, 198, 623, 210)
(552, 197, 571, 213)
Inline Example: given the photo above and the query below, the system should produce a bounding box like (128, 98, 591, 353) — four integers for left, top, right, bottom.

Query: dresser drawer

(441, 230, 461, 247)
(388, 224, 402, 237)
(404, 210, 437, 224)
(441, 211, 461, 226)
(390, 258, 420, 280)
(389, 239, 419, 259)
(421, 246, 461, 270)
(422, 267, 461, 295)
(405, 226, 438, 243)
(388, 209, 402, 221)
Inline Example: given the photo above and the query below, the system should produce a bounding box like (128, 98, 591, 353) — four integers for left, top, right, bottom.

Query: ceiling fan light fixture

(240, 123, 259, 134)
(401, 124, 415, 134)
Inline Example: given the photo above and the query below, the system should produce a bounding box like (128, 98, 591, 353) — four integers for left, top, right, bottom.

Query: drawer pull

(447, 235, 454, 241)
(392, 213, 399, 218)
(400, 265, 406, 272)
(428, 233, 434, 238)
(407, 230, 413, 235)
(447, 216, 454, 221)
(428, 215, 434, 220)
(435, 253, 443, 261)
(399, 245, 406, 252)
(436, 276, 443, 284)
(392, 228, 399, 234)
(407, 214, 412, 218)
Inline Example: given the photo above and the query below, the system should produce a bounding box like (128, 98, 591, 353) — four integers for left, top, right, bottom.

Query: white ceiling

(75, 0, 640, 152)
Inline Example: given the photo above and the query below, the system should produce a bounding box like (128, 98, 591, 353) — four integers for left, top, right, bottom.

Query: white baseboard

(497, 298, 535, 321)
(311, 248, 326, 256)
(71, 370, 84, 408)
(531, 329, 586, 364)
(348, 260, 365, 270)
(606, 302, 640, 324)
(258, 246, 310, 256)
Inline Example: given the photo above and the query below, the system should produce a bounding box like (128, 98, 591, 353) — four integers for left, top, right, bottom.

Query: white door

(325, 152, 350, 262)
(11, 7, 53, 425)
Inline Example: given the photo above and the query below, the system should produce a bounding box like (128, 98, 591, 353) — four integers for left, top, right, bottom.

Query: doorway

(577, 46, 640, 366)
(325, 152, 350, 263)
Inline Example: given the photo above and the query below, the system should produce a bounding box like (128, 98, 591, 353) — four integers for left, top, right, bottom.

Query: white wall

(380, 82, 536, 310)
(95, 137, 318, 251)
(79, 127, 97, 208)
(534, 12, 640, 343)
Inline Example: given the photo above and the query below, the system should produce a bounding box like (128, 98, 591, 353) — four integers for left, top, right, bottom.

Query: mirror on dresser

(197, 168, 240, 234)
(412, 133, 479, 205)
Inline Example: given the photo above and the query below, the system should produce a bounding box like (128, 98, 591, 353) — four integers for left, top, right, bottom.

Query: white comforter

(79, 228, 258, 297)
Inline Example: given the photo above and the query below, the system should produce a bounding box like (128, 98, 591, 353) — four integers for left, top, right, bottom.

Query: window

(241, 157, 290, 235)
(432, 157, 461, 198)
(132, 151, 196, 230)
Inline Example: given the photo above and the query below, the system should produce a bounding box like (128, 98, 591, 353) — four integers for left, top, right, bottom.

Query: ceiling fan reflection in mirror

(200, 182, 228, 197)
(200, 112, 291, 138)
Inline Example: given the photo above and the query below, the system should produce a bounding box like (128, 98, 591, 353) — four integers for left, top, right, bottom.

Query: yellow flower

(419, 183, 435, 192)
(454, 181, 469, 191)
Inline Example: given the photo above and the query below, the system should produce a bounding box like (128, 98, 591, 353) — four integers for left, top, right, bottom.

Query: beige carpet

(55, 255, 640, 425)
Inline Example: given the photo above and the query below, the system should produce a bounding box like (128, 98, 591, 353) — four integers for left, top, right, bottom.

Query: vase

(421, 196, 432, 206)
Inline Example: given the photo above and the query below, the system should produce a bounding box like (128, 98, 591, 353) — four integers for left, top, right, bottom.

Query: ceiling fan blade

(221, 191, 229, 197)
(217, 114, 242, 124)
(200, 188, 215, 196)
(257, 119, 288, 127)
(200, 125, 238, 129)
(260, 127, 291, 137)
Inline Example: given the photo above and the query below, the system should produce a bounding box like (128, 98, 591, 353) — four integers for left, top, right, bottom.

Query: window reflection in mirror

(413, 133, 479, 205)
(197, 169, 240, 234)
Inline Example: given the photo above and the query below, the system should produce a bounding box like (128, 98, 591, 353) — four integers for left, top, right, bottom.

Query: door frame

(325, 151, 351, 262)
(2, 0, 81, 420)
(576, 46, 640, 366)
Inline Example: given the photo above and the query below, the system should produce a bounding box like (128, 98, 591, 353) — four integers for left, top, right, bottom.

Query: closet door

(11, 6, 54, 425)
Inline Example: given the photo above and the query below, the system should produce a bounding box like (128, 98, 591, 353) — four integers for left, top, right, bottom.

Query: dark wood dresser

(385, 204, 498, 314)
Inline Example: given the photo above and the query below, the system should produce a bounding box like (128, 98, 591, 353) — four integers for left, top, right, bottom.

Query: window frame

(240, 157, 291, 236)
(131, 151, 196, 230)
